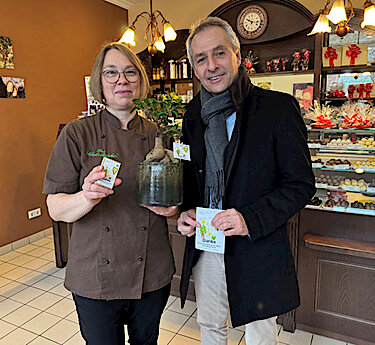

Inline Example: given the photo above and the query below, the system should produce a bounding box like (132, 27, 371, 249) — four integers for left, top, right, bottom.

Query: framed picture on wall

(0, 36, 14, 69)
(0, 77, 25, 98)
(256, 81, 272, 90)
(293, 83, 313, 115)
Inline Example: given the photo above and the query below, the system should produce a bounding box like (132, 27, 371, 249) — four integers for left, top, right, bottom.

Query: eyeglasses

(102, 68, 139, 83)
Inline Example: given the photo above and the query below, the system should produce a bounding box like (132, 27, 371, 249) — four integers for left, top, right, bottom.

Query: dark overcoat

(179, 72, 316, 327)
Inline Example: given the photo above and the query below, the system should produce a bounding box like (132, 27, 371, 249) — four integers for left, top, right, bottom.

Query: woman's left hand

(143, 206, 179, 217)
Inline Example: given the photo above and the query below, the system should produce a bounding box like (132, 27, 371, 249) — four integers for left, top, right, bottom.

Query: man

(177, 17, 315, 345)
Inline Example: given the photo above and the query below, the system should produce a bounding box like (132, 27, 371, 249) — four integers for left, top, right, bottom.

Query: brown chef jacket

(43, 109, 175, 300)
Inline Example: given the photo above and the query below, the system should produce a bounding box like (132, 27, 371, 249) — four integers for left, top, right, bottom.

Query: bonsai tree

(132, 92, 185, 163)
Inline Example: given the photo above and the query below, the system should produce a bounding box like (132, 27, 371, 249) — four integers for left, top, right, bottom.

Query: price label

(348, 144, 364, 150)
(315, 183, 328, 189)
(308, 143, 321, 149)
(312, 163, 323, 168)
(342, 185, 361, 192)
(333, 164, 350, 170)
(364, 167, 375, 172)
(367, 187, 375, 193)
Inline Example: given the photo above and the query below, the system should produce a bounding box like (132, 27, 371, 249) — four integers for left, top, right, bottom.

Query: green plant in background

(132, 92, 185, 163)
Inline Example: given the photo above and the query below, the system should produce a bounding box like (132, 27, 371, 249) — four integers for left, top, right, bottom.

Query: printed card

(173, 142, 191, 161)
(195, 207, 225, 254)
(95, 157, 121, 189)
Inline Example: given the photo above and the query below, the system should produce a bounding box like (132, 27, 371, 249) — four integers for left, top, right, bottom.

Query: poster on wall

(85, 76, 104, 116)
(293, 83, 313, 115)
(0, 36, 14, 69)
(256, 81, 272, 90)
(0, 77, 25, 98)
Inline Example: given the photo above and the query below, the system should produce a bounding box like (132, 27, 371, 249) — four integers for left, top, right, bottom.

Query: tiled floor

(0, 234, 353, 345)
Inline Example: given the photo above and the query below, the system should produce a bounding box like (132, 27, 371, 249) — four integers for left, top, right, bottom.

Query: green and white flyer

(195, 207, 225, 254)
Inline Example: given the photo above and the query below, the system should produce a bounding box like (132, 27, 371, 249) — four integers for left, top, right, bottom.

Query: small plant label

(95, 157, 121, 189)
(195, 207, 225, 254)
(173, 142, 191, 161)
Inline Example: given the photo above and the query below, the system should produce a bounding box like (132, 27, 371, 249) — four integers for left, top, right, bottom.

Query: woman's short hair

(90, 42, 150, 103)
(186, 17, 240, 67)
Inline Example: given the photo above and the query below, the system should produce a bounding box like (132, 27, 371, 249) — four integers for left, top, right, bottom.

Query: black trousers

(73, 283, 171, 345)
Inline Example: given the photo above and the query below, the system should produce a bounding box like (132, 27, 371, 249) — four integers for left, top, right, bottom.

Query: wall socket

(28, 208, 41, 219)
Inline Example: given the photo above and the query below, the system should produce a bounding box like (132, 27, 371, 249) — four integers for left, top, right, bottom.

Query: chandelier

(308, 0, 375, 38)
(119, 0, 177, 54)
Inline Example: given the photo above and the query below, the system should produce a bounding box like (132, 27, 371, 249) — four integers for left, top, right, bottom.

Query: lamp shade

(155, 36, 166, 52)
(327, 0, 347, 24)
(361, 3, 375, 28)
(163, 22, 177, 42)
(119, 26, 136, 46)
(308, 13, 332, 35)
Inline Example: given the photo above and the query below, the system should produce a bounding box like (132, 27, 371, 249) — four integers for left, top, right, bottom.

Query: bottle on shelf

(169, 59, 176, 79)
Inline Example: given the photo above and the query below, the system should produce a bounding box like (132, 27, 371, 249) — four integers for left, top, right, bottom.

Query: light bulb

(308, 13, 332, 35)
(163, 22, 177, 42)
(327, 0, 347, 24)
(119, 26, 136, 46)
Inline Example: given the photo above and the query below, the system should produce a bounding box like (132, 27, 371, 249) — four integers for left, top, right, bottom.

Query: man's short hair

(90, 42, 150, 103)
(186, 17, 241, 67)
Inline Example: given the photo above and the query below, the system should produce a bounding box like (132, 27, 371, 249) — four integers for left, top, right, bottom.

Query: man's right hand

(177, 209, 200, 237)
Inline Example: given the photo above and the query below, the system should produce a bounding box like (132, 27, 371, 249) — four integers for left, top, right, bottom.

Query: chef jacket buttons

(198, 169, 203, 174)
(141, 226, 147, 231)
(104, 227, 110, 232)
(138, 257, 143, 262)
(140, 136, 146, 141)
(101, 134, 105, 139)
(105, 259, 110, 264)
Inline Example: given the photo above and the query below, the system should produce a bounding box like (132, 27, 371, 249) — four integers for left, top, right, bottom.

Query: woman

(43, 42, 177, 345)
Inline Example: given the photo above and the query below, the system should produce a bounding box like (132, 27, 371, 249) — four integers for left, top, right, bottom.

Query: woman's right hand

(82, 165, 122, 205)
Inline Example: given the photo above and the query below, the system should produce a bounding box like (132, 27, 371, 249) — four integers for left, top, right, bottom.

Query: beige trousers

(192, 251, 279, 345)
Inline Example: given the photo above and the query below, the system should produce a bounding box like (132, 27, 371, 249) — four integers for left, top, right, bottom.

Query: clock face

(237, 5, 268, 39)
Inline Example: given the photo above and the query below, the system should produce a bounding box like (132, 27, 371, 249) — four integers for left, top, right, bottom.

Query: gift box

(341, 44, 368, 66)
(322, 46, 342, 67)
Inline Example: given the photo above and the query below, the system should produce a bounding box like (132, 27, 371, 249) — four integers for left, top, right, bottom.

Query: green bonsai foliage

(132, 93, 185, 163)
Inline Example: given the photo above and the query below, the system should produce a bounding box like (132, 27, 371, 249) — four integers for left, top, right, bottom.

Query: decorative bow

(324, 47, 338, 67)
(364, 83, 373, 98)
(346, 45, 362, 65)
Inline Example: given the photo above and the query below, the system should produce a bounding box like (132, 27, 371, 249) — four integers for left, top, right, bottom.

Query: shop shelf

(307, 127, 375, 134)
(305, 204, 375, 216)
(321, 65, 375, 75)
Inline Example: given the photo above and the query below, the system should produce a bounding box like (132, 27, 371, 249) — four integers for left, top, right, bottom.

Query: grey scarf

(201, 86, 236, 209)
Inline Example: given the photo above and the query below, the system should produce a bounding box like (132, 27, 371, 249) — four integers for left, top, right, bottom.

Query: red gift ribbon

(357, 84, 365, 98)
(348, 85, 356, 98)
(364, 83, 373, 98)
(324, 47, 338, 67)
(346, 45, 362, 65)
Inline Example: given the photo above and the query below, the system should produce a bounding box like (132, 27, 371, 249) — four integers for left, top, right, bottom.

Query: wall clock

(236, 5, 268, 39)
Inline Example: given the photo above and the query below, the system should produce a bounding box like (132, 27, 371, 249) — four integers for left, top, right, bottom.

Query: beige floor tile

(0, 319, 17, 338)
(64, 332, 85, 345)
(168, 334, 201, 344)
(32, 275, 62, 291)
(50, 267, 66, 279)
(279, 329, 314, 345)
(239, 335, 246, 344)
(0, 298, 23, 318)
(21, 312, 61, 334)
(32, 238, 52, 247)
(0, 327, 37, 344)
(15, 270, 48, 285)
(165, 295, 177, 309)
(0, 244, 12, 256)
(229, 318, 245, 332)
(28, 292, 63, 310)
(3, 304, 42, 326)
(0, 262, 18, 275)
(228, 328, 245, 345)
(0, 250, 21, 263)
(0, 276, 13, 288)
(48, 283, 70, 297)
(42, 319, 79, 344)
(28, 336, 60, 345)
(10, 286, 44, 303)
(158, 329, 176, 345)
(312, 335, 347, 345)
(191, 309, 197, 318)
(160, 310, 190, 333)
(35, 262, 59, 275)
(178, 316, 200, 340)
(168, 297, 197, 316)
(2, 266, 32, 281)
(42, 242, 55, 250)
(27, 247, 52, 258)
(14, 244, 39, 254)
(65, 310, 79, 324)
(23, 258, 51, 270)
(39, 252, 55, 261)
(8, 253, 35, 266)
(46, 297, 75, 318)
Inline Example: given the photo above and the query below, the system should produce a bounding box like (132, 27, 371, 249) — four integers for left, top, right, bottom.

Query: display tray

(314, 184, 375, 194)
(305, 204, 375, 216)
(307, 127, 375, 134)
(313, 167, 375, 174)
